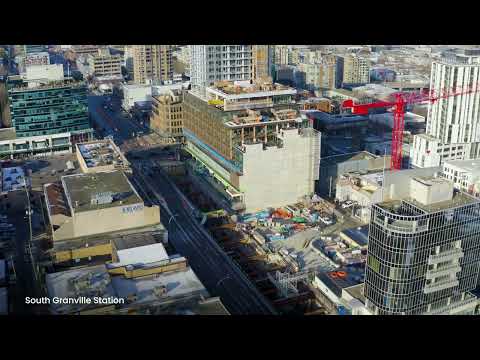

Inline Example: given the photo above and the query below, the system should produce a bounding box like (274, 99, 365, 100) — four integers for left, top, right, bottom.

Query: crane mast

(342, 84, 480, 171)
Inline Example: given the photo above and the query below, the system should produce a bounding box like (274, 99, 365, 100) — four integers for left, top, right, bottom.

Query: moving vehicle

(341, 200, 355, 209)
(319, 215, 334, 225)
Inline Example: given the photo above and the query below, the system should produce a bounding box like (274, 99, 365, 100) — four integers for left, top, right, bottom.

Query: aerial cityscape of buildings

(1, 44, 480, 316)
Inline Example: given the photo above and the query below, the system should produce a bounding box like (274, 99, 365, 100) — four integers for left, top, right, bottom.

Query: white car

(320, 216, 334, 225)
(342, 201, 355, 209)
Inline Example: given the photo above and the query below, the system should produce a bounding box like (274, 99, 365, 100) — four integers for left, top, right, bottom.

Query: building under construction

(182, 79, 321, 213)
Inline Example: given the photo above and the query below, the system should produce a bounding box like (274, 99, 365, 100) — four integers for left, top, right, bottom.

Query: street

(88, 94, 141, 143)
(88, 93, 165, 152)
(88, 91, 276, 314)
(132, 161, 276, 314)
(7, 191, 45, 314)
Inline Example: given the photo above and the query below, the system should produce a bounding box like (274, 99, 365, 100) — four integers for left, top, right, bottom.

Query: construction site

(182, 81, 321, 213)
(167, 162, 367, 315)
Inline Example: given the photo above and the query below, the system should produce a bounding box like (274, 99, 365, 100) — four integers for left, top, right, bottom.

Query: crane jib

(341, 84, 480, 171)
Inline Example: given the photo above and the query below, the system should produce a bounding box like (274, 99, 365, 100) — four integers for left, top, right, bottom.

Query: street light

(23, 179, 38, 284)
(168, 214, 179, 226)
(216, 275, 231, 289)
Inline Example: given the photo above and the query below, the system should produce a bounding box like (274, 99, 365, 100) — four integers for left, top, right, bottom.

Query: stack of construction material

(266, 233, 284, 242)
(272, 208, 292, 219)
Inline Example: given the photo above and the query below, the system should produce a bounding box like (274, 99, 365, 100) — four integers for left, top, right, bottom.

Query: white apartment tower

(411, 48, 480, 168)
(190, 45, 253, 96)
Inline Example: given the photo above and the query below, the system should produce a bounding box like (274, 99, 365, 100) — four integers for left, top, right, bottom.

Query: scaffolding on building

(268, 269, 316, 299)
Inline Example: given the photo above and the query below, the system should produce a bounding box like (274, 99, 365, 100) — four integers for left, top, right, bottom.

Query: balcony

(425, 263, 462, 280)
(372, 217, 428, 234)
(423, 278, 459, 294)
(224, 99, 274, 111)
(428, 248, 464, 265)
(427, 294, 478, 315)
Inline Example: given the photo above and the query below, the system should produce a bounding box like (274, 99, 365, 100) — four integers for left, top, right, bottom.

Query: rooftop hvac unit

(127, 294, 138, 304)
(90, 191, 114, 205)
(153, 285, 167, 297)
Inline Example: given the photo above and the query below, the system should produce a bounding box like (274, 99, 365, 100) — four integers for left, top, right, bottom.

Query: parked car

(341, 200, 355, 209)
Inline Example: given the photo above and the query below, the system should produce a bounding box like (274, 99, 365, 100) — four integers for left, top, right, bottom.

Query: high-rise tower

(133, 45, 173, 85)
(190, 45, 254, 96)
(365, 175, 480, 315)
(411, 48, 480, 168)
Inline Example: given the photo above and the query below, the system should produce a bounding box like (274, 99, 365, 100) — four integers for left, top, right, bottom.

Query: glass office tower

(365, 189, 480, 315)
(24, 45, 47, 54)
(8, 80, 92, 138)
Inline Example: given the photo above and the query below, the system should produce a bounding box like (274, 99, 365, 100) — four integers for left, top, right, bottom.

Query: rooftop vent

(91, 191, 114, 205)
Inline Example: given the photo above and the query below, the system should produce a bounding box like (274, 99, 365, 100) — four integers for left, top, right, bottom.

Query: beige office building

(87, 49, 122, 78)
(133, 45, 173, 85)
(44, 171, 160, 242)
(252, 45, 272, 81)
(342, 53, 370, 85)
(150, 89, 183, 139)
(319, 54, 343, 90)
(72, 45, 103, 57)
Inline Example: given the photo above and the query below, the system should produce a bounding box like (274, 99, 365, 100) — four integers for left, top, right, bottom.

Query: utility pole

(329, 176, 333, 198)
(9, 254, 16, 280)
(382, 146, 387, 201)
(24, 180, 38, 286)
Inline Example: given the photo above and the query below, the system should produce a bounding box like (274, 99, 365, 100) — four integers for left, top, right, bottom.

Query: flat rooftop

(111, 267, 208, 306)
(344, 283, 366, 304)
(328, 88, 355, 97)
(47, 262, 209, 313)
(378, 191, 478, 215)
(77, 139, 129, 169)
(1, 166, 26, 192)
(316, 265, 365, 298)
(193, 297, 230, 315)
(122, 83, 153, 90)
(52, 224, 166, 252)
(341, 226, 369, 247)
(207, 80, 295, 98)
(384, 81, 429, 88)
(407, 190, 478, 213)
(0, 128, 16, 142)
(444, 159, 480, 173)
(8, 78, 85, 92)
(112, 233, 157, 251)
(46, 265, 116, 314)
(321, 151, 378, 167)
(412, 175, 450, 187)
(62, 171, 142, 213)
(115, 243, 169, 267)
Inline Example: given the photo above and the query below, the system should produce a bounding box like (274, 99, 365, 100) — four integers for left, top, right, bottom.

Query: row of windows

(10, 88, 87, 101)
(17, 124, 90, 137)
(16, 117, 89, 131)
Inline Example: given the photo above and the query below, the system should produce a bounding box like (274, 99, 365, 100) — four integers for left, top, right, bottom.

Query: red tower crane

(342, 84, 480, 170)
